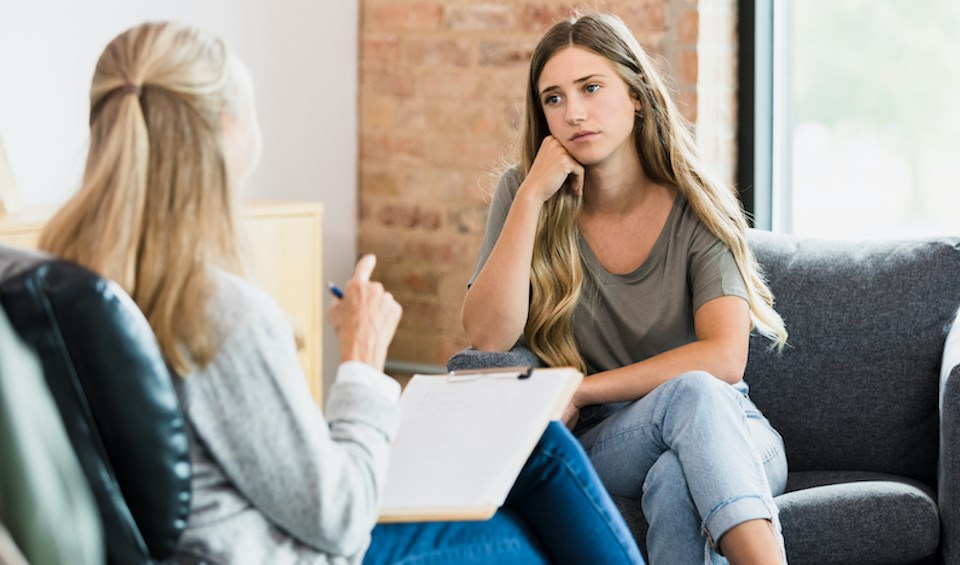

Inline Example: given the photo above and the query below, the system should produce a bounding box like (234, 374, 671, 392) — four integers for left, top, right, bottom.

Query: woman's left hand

(561, 400, 580, 430)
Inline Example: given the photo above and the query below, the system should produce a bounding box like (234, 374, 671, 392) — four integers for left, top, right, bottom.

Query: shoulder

(206, 269, 292, 346)
(494, 165, 524, 199)
(672, 193, 725, 252)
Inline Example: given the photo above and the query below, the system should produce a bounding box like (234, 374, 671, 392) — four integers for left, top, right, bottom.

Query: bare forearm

(462, 192, 543, 350)
(577, 340, 747, 405)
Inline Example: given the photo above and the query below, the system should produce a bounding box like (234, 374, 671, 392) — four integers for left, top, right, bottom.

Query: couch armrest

(446, 346, 544, 373)
(940, 310, 960, 565)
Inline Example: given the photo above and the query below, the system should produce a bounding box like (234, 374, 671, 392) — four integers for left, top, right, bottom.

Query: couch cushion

(744, 232, 960, 489)
(613, 470, 939, 565)
(0, 258, 190, 562)
(778, 471, 939, 565)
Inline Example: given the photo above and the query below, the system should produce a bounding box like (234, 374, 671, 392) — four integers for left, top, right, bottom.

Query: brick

(478, 38, 538, 67)
(439, 270, 474, 304)
(361, 68, 416, 98)
(361, 36, 403, 69)
(364, 2, 444, 32)
(615, 0, 668, 35)
(417, 67, 486, 99)
(358, 225, 407, 260)
(447, 204, 491, 236)
(405, 37, 472, 67)
(361, 96, 427, 133)
(444, 4, 515, 31)
(677, 46, 698, 85)
(361, 134, 425, 163)
(483, 67, 529, 100)
(677, 7, 699, 45)
(360, 168, 400, 197)
(409, 236, 473, 264)
(426, 100, 507, 136)
(518, 4, 575, 31)
(376, 202, 443, 231)
(424, 135, 506, 169)
(396, 298, 449, 331)
(388, 331, 442, 365)
(676, 89, 698, 123)
(437, 333, 471, 366)
(400, 168, 470, 199)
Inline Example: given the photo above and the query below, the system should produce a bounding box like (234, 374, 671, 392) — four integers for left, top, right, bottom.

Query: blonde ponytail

(39, 22, 243, 375)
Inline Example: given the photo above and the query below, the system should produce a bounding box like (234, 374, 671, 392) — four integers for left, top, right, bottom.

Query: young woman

(462, 13, 789, 565)
(38, 21, 644, 565)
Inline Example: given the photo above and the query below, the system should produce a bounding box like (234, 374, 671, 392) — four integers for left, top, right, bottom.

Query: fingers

(332, 255, 404, 371)
(352, 254, 377, 282)
(523, 136, 584, 203)
(569, 162, 584, 197)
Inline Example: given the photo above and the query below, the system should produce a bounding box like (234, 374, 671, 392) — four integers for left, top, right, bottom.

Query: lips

(570, 131, 598, 142)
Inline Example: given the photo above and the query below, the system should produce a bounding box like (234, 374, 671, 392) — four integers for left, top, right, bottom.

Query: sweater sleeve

(183, 275, 400, 557)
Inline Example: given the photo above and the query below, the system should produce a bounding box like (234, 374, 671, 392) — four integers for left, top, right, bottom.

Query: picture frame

(0, 132, 22, 215)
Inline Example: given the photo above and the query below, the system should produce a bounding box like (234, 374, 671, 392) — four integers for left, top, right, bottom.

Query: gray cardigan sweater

(171, 270, 401, 564)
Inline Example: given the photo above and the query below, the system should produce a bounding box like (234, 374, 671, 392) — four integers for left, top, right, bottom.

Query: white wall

(0, 1, 358, 394)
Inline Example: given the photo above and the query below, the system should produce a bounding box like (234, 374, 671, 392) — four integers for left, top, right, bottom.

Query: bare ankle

(718, 519, 785, 565)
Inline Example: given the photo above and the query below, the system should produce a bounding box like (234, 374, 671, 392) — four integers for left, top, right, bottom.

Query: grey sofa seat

(448, 230, 960, 565)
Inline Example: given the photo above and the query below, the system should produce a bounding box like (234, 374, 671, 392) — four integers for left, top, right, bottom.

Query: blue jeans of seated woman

(364, 421, 644, 565)
(575, 371, 788, 565)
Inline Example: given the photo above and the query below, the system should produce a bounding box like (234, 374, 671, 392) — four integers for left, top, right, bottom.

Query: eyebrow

(538, 74, 605, 98)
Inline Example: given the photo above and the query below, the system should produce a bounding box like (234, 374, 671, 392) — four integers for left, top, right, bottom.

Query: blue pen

(327, 282, 344, 299)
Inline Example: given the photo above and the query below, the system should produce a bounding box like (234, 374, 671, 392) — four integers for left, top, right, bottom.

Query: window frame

(736, 0, 791, 232)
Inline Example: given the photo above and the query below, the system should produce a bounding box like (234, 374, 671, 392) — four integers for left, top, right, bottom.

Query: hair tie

(121, 83, 142, 97)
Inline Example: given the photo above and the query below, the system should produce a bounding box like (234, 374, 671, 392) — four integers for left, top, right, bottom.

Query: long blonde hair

(520, 13, 788, 372)
(39, 22, 244, 375)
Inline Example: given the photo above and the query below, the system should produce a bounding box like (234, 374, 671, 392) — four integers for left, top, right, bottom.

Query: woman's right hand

(520, 135, 584, 202)
(328, 254, 402, 372)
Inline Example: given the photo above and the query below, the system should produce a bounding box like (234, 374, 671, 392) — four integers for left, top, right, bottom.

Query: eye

(543, 94, 561, 106)
(585, 83, 601, 94)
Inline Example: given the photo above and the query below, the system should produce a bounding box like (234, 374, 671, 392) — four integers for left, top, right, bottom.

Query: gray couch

(449, 230, 960, 565)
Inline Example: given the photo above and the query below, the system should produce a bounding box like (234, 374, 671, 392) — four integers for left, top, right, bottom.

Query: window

(739, 0, 960, 237)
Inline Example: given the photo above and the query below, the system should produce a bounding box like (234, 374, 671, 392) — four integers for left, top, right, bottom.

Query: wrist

(516, 179, 551, 206)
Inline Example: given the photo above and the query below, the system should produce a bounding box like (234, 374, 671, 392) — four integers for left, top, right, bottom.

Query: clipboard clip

(447, 366, 534, 383)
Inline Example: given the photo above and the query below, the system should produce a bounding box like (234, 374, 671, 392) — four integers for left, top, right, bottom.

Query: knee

(537, 420, 582, 456)
(643, 451, 683, 491)
(669, 371, 727, 399)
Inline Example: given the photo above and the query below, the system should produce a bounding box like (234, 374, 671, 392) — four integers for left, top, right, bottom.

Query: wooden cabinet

(0, 201, 324, 404)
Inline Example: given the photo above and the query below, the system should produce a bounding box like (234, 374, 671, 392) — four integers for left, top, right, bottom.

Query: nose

(564, 95, 586, 125)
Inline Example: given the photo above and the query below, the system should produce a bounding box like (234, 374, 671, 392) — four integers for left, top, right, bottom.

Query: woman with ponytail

(463, 12, 789, 565)
(40, 21, 643, 564)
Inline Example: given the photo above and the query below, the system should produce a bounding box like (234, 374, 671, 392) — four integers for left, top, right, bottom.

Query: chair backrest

(0, 245, 191, 564)
(0, 306, 103, 565)
(744, 230, 960, 489)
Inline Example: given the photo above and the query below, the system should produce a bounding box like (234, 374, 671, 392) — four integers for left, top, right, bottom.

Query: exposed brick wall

(359, 0, 736, 368)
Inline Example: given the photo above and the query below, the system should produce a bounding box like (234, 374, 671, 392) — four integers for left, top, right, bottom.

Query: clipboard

(378, 366, 582, 523)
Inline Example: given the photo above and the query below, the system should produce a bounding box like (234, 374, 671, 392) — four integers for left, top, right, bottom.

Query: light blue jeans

(575, 371, 788, 565)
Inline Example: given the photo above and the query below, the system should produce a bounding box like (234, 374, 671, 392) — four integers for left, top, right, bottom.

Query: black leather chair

(0, 244, 191, 564)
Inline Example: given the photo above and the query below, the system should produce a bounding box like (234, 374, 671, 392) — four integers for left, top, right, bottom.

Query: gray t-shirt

(470, 166, 749, 377)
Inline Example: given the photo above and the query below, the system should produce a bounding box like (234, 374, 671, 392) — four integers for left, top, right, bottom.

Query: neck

(582, 149, 656, 216)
